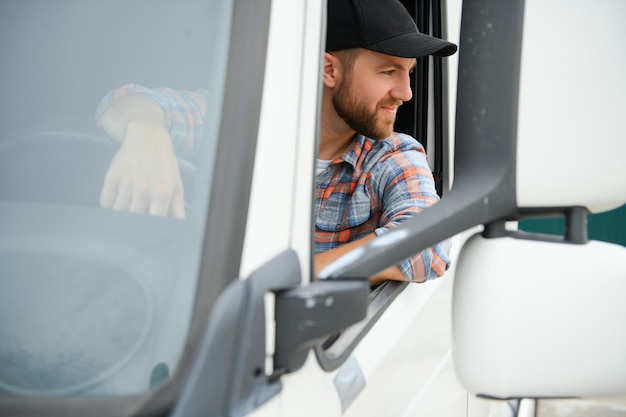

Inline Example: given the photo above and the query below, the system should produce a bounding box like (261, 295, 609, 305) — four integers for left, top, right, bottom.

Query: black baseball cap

(326, 0, 457, 58)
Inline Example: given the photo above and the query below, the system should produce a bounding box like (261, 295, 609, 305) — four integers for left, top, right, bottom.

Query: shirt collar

(332, 134, 369, 168)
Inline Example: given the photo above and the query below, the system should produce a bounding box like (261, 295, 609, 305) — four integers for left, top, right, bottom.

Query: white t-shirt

(316, 159, 332, 176)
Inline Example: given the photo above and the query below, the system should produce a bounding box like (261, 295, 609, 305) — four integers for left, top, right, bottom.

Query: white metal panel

(345, 276, 465, 417)
(516, 0, 626, 213)
(239, 0, 320, 279)
(288, 0, 324, 286)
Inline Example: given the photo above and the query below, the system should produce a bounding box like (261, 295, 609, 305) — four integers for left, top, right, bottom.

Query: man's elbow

(405, 240, 452, 283)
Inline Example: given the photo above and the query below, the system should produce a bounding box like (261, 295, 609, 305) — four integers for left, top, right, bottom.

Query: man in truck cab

(95, 0, 457, 284)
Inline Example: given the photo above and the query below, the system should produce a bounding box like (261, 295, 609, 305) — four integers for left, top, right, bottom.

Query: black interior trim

(395, 0, 450, 196)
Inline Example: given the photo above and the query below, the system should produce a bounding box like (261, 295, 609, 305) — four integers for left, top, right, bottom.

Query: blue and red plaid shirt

(96, 85, 450, 282)
(316, 133, 450, 282)
(95, 84, 208, 156)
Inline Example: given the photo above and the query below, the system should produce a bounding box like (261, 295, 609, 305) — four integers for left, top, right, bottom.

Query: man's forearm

(314, 233, 406, 284)
(97, 95, 166, 143)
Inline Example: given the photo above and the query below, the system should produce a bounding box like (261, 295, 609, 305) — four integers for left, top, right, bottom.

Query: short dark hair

(332, 48, 362, 72)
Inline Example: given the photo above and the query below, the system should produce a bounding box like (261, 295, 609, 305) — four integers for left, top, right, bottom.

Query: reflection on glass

(0, 0, 231, 396)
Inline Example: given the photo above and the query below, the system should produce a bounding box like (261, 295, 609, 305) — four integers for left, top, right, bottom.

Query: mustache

(379, 100, 404, 109)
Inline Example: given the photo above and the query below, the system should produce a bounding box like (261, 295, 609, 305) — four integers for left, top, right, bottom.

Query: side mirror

(448, 0, 626, 400)
(452, 232, 626, 399)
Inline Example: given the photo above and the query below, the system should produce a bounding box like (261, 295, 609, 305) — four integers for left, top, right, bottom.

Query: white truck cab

(0, 1, 625, 417)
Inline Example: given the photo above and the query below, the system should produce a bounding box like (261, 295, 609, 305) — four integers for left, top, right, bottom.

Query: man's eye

(382, 70, 394, 75)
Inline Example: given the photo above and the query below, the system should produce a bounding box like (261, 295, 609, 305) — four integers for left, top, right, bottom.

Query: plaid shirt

(95, 84, 209, 156)
(96, 86, 450, 282)
(316, 134, 450, 282)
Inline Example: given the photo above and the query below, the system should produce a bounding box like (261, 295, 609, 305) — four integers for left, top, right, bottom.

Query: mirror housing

(448, 0, 626, 401)
(452, 232, 626, 399)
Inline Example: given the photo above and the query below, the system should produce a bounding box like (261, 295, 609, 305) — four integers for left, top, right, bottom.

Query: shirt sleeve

(94, 83, 209, 156)
(370, 140, 452, 282)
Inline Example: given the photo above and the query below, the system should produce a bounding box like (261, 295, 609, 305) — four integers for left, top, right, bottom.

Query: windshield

(0, 0, 232, 397)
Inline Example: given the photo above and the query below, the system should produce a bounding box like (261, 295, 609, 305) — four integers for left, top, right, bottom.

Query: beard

(332, 76, 399, 140)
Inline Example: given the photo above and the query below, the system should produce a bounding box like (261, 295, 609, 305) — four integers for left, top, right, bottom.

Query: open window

(314, 0, 456, 371)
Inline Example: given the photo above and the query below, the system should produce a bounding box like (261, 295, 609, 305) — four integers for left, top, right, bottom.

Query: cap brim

(366, 32, 457, 58)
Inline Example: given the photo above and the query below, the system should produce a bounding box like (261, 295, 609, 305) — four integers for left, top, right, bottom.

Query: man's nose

(392, 73, 413, 102)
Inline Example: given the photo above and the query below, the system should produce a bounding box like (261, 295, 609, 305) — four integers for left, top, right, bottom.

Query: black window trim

(396, 0, 451, 197)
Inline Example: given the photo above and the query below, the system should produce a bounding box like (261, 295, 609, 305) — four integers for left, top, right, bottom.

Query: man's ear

(323, 52, 341, 89)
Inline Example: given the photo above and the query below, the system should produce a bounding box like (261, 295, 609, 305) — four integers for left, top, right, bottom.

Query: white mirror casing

(515, 0, 626, 214)
(453, 236, 626, 399)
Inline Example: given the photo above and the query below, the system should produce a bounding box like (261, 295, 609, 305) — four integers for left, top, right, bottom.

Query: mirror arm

(319, 171, 517, 279)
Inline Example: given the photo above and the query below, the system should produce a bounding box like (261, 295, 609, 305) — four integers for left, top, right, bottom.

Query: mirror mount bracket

(272, 279, 369, 376)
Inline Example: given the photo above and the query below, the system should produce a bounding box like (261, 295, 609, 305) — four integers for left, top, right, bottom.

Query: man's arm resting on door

(314, 233, 405, 285)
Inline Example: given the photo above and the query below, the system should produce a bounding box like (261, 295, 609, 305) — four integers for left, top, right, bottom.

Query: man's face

(332, 49, 415, 140)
